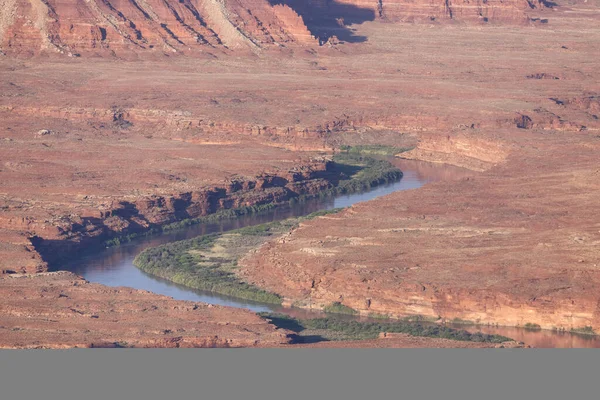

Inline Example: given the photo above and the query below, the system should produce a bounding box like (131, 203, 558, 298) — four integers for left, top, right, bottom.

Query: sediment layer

(1, 148, 334, 272)
(241, 133, 600, 332)
(0, 0, 317, 56)
(0, 0, 542, 57)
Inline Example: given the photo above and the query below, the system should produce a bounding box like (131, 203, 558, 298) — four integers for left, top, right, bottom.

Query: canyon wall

(277, 0, 542, 26)
(0, 0, 316, 55)
(1, 158, 335, 272)
(0, 0, 543, 55)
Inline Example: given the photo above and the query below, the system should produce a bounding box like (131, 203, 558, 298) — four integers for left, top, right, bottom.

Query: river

(59, 159, 600, 348)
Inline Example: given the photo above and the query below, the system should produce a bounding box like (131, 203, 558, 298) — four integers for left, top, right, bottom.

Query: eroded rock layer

(241, 133, 600, 332)
(0, 0, 542, 56)
(276, 0, 540, 29)
(0, 0, 316, 55)
(0, 272, 291, 348)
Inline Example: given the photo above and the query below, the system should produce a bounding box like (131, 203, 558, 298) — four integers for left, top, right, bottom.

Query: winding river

(59, 159, 600, 348)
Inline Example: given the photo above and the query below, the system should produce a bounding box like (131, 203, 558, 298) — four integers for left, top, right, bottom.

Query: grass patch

(368, 312, 391, 320)
(105, 155, 401, 248)
(340, 145, 414, 156)
(133, 208, 349, 304)
(451, 318, 476, 326)
(259, 313, 513, 343)
(524, 323, 542, 331)
(133, 232, 282, 304)
(323, 302, 358, 315)
(570, 326, 596, 336)
(329, 153, 403, 194)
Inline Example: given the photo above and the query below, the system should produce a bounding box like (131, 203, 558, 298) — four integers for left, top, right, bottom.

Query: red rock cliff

(0, 0, 316, 55)
(0, 0, 544, 56)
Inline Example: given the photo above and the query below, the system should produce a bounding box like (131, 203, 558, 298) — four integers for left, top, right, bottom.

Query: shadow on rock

(270, 0, 376, 44)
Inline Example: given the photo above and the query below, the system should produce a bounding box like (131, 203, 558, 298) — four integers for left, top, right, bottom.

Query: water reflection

(451, 324, 600, 349)
(62, 159, 459, 311)
(60, 160, 600, 347)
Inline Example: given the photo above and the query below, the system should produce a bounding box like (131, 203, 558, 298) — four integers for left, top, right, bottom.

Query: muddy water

(61, 159, 600, 348)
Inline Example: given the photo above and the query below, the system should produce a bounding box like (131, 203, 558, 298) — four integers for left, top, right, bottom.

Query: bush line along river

(60, 155, 600, 347)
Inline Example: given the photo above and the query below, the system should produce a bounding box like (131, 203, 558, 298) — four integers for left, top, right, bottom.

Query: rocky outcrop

(0, 272, 292, 348)
(278, 0, 541, 27)
(0, 0, 545, 55)
(0, 229, 47, 274)
(22, 159, 335, 266)
(399, 132, 511, 171)
(0, 0, 315, 55)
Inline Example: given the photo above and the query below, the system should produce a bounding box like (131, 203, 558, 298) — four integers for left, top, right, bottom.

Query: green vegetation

(327, 153, 403, 195)
(133, 232, 282, 304)
(133, 208, 348, 304)
(451, 318, 477, 326)
(104, 203, 277, 248)
(105, 154, 401, 248)
(368, 312, 391, 320)
(323, 302, 358, 315)
(131, 154, 403, 303)
(259, 313, 513, 343)
(570, 326, 596, 336)
(524, 323, 542, 331)
(339, 145, 414, 156)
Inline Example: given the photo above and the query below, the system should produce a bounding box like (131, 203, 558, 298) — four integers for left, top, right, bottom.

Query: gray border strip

(1, 349, 599, 400)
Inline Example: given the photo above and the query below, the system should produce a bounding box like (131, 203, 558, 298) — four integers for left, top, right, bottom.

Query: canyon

(1, 0, 599, 347)
(0, 0, 543, 57)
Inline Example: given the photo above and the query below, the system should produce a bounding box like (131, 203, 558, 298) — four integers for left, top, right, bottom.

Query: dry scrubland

(1, 0, 599, 347)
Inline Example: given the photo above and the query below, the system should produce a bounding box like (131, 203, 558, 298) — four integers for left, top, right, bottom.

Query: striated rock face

(276, 0, 541, 31)
(0, 0, 316, 55)
(10, 157, 334, 268)
(0, 0, 543, 55)
(375, 0, 544, 23)
(0, 229, 47, 274)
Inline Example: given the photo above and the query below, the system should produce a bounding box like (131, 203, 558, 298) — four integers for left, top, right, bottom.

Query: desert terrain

(1, 0, 599, 347)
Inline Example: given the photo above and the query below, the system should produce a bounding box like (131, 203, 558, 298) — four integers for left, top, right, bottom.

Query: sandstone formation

(0, 0, 544, 57)
(275, 0, 544, 32)
(1, 0, 599, 347)
(0, 272, 291, 348)
(0, 0, 317, 56)
(0, 133, 335, 272)
(241, 133, 600, 332)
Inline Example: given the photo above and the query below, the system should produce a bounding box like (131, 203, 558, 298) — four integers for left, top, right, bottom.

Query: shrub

(570, 326, 596, 336)
(259, 314, 513, 343)
(339, 145, 414, 156)
(524, 323, 542, 331)
(133, 233, 282, 304)
(323, 302, 358, 315)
